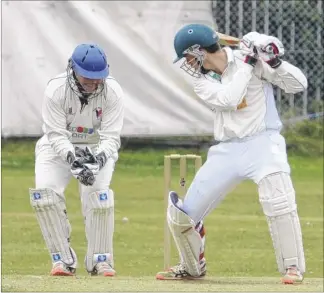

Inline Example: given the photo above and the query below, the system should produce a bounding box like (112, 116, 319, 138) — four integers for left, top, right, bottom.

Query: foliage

(283, 119, 323, 157)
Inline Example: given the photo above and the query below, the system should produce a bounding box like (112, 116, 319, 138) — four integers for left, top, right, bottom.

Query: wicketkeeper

(29, 43, 124, 276)
(156, 24, 307, 284)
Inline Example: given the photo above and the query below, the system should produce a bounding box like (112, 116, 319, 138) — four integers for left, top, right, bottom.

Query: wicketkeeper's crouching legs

(79, 157, 116, 276)
(29, 188, 78, 276)
(258, 172, 305, 284)
(82, 189, 115, 276)
(31, 143, 78, 276)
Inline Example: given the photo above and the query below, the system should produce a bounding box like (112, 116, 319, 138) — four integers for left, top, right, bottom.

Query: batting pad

(258, 172, 305, 274)
(84, 189, 114, 272)
(29, 188, 76, 267)
(167, 192, 203, 277)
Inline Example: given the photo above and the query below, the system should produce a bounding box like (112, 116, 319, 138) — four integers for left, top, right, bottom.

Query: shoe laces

(170, 263, 189, 275)
(52, 261, 75, 273)
(286, 266, 301, 276)
(52, 262, 64, 269)
(96, 262, 113, 271)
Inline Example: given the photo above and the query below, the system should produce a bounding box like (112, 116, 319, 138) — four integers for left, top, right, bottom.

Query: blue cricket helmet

(70, 43, 109, 79)
(173, 24, 219, 63)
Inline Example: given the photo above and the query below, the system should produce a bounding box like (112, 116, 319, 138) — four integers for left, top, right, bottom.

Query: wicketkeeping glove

(254, 35, 284, 68)
(67, 150, 95, 186)
(81, 147, 108, 176)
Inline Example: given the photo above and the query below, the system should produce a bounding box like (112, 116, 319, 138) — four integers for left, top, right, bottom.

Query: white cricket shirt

(194, 47, 308, 141)
(39, 72, 124, 162)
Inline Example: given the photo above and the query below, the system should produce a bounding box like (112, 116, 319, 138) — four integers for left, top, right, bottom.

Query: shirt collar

(203, 47, 235, 80)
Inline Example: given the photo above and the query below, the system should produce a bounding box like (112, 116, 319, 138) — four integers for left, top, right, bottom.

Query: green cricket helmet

(173, 24, 219, 77)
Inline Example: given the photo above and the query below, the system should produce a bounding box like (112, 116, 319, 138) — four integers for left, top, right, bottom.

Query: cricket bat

(217, 32, 240, 47)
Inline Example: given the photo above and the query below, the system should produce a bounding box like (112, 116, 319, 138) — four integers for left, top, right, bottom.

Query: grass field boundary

(2, 275, 323, 292)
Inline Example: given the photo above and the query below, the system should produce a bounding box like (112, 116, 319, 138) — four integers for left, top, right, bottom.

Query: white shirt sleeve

(95, 80, 124, 159)
(258, 60, 308, 93)
(42, 88, 75, 162)
(194, 65, 254, 111)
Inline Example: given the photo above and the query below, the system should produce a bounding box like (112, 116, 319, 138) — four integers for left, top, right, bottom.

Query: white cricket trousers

(34, 138, 116, 216)
(183, 130, 291, 223)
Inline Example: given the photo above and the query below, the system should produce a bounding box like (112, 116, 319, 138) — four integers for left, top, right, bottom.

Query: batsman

(29, 43, 124, 276)
(156, 24, 307, 284)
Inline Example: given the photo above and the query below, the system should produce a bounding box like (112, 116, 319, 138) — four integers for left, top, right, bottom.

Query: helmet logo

(188, 29, 194, 34)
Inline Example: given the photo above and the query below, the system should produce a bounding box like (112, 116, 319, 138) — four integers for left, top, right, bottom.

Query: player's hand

(81, 147, 101, 176)
(67, 150, 96, 186)
(239, 32, 259, 67)
(75, 146, 87, 158)
(81, 147, 108, 174)
(72, 163, 95, 186)
(72, 146, 101, 175)
(240, 32, 261, 55)
(254, 35, 284, 68)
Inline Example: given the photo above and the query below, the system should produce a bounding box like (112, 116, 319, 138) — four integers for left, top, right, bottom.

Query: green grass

(2, 276, 323, 292)
(1, 140, 323, 291)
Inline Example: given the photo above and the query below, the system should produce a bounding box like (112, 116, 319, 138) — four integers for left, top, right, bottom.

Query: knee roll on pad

(258, 172, 305, 274)
(29, 188, 76, 267)
(85, 189, 114, 272)
(167, 192, 204, 277)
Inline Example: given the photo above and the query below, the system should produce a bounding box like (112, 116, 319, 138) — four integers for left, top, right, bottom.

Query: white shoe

(91, 262, 116, 277)
(50, 262, 76, 276)
(281, 266, 303, 284)
(156, 263, 206, 280)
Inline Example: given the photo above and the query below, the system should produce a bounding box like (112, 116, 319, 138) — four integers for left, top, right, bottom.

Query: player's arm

(43, 88, 95, 186)
(253, 34, 308, 93)
(94, 80, 124, 169)
(194, 37, 260, 111)
(258, 60, 308, 93)
(42, 89, 75, 162)
(194, 66, 253, 111)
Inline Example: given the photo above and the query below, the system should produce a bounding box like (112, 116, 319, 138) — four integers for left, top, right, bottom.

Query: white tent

(2, 1, 216, 137)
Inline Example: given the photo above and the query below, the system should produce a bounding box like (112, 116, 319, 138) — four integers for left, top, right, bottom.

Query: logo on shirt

(94, 107, 102, 120)
(68, 126, 95, 139)
(68, 126, 94, 134)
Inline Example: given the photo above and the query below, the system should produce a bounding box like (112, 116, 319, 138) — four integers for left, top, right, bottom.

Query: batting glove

(254, 35, 284, 68)
(239, 32, 260, 67)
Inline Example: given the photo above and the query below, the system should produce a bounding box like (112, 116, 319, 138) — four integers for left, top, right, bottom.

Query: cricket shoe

(156, 263, 206, 280)
(50, 262, 76, 276)
(281, 266, 303, 284)
(91, 262, 116, 277)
